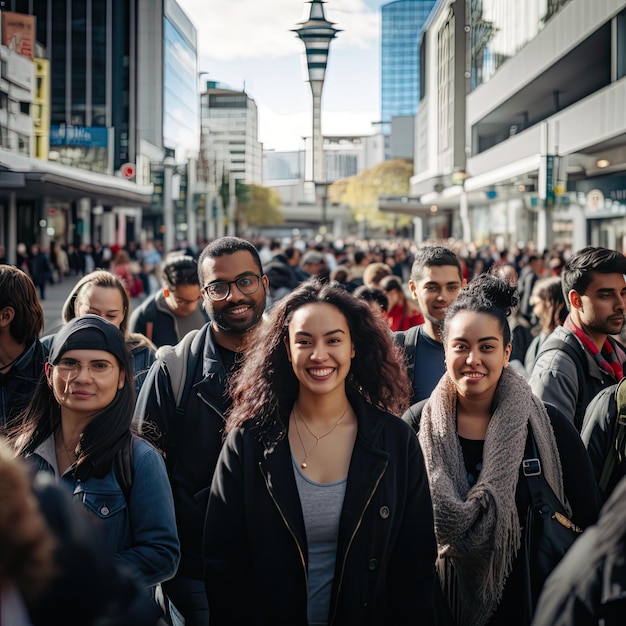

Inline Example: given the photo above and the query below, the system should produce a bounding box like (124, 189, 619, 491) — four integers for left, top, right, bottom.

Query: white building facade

(382, 0, 626, 251)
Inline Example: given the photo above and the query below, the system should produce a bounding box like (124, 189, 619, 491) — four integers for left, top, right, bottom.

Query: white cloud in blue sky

(178, 0, 387, 150)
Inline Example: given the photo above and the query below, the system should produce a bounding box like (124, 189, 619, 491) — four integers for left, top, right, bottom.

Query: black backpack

(598, 378, 626, 497)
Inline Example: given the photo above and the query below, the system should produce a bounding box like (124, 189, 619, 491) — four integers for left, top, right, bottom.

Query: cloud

(178, 0, 379, 61)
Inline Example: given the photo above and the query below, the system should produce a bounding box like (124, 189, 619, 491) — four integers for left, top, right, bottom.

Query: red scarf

(564, 315, 624, 381)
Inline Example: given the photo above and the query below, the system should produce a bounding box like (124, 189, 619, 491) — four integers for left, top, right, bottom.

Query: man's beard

(211, 299, 265, 335)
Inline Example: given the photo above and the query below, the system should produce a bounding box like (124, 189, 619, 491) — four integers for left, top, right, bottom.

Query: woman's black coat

(203, 391, 440, 626)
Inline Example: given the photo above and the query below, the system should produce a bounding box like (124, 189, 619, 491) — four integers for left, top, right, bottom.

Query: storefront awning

(0, 149, 153, 207)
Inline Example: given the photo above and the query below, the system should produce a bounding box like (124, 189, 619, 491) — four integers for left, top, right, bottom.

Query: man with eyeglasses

(134, 237, 268, 626)
(129, 255, 209, 349)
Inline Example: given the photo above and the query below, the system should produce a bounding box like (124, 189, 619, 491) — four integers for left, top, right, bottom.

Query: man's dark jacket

(133, 323, 230, 580)
(581, 382, 626, 501)
(0, 339, 47, 427)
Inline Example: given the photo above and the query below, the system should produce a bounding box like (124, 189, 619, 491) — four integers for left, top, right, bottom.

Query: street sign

(120, 163, 136, 179)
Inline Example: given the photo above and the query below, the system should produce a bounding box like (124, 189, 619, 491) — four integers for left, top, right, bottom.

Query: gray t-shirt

(293, 458, 347, 626)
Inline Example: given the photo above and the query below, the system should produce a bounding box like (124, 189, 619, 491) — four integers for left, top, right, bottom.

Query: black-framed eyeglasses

(202, 274, 263, 301)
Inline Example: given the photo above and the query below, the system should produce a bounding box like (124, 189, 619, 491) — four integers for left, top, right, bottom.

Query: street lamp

(162, 157, 176, 254)
(293, 0, 340, 234)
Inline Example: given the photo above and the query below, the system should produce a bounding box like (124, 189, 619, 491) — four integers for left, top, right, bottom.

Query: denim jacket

(26, 435, 180, 587)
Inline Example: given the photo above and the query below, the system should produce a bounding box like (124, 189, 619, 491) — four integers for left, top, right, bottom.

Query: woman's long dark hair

(226, 280, 412, 434)
(9, 345, 135, 480)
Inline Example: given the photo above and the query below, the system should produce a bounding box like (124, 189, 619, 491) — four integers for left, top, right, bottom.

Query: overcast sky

(177, 0, 387, 151)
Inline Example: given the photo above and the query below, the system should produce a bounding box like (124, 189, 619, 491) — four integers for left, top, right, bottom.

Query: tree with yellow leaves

(328, 159, 413, 233)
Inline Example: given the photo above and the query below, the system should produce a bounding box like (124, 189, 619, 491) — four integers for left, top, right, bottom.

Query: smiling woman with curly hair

(204, 281, 440, 625)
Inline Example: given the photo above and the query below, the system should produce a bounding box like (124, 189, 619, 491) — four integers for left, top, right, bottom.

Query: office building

(200, 82, 263, 186)
(381, 0, 436, 130)
(0, 0, 198, 249)
(464, 0, 626, 251)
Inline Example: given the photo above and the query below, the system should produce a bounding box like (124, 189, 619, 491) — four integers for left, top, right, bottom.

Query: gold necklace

(292, 403, 350, 469)
(57, 431, 79, 466)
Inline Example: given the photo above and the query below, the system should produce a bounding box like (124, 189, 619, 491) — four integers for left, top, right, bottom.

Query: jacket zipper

(329, 460, 388, 626)
(259, 463, 309, 598)
(195, 390, 225, 420)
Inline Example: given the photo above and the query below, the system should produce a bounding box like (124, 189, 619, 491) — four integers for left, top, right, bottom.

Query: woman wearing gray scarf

(403, 273, 600, 626)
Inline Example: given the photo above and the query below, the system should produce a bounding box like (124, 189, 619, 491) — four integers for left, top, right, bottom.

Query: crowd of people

(0, 234, 626, 624)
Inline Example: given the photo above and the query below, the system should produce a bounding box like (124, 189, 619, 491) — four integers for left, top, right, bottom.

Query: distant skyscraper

(200, 83, 263, 185)
(381, 0, 436, 128)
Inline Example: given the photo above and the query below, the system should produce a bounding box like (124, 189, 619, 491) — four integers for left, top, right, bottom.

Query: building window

(19, 101, 30, 115)
(18, 135, 30, 155)
(0, 92, 7, 110)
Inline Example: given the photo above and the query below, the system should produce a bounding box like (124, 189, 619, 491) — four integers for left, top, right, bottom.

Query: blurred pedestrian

(28, 244, 52, 300)
(380, 274, 424, 331)
(0, 266, 46, 428)
(129, 255, 208, 348)
(43, 270, 156, 394)
(523, 276, 568, 374)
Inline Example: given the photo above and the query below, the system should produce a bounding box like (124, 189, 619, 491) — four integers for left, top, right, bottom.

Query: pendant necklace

(292, 403, 350, 469)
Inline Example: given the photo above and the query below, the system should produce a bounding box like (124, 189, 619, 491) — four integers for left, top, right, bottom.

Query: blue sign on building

(50, 125, 108, 147)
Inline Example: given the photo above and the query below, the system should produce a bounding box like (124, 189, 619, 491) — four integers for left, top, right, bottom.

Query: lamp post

(162, 157, 176, 254)
(293, 0, 340, 234)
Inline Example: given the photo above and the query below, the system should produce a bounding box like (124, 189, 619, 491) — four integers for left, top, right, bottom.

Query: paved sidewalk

(40, 278, 77, 336)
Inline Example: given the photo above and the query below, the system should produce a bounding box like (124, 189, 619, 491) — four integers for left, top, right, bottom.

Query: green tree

(329, 159, 413, 233)
(235, 183, 284, 230)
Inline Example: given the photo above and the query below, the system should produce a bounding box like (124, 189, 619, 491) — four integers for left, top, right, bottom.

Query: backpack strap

(535, 335, 589, 431)
(155, 329, 200, 408)
(154, 329, 201, 468)
(394, 325, 420, 383)
(598, 378, 626, 496)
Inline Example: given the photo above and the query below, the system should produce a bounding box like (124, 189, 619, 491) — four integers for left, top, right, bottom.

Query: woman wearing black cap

(9, 315, 180, 591)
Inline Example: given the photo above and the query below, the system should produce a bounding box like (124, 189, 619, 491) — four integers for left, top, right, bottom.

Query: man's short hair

(363, 262, 392, 287)
(379, 275, 404, 293)
(0, 266, 44, 345)
(353, 250, 367, 266)
(301, 251, 325, 267)
(561, 246, 626, 303)
(197, 237, 263, 283)
(410, 245, 462, 283)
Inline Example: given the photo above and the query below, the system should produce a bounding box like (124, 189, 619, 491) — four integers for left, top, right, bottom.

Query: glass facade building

(9, 0, 132, 172)
(381, 0, 436, 127)
(469, 0, 572, 91)
(163, 9, 197, 158)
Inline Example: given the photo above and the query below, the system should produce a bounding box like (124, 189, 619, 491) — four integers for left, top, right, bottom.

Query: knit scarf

(564, 315, 624, 381)
(418, 367, 565, 626)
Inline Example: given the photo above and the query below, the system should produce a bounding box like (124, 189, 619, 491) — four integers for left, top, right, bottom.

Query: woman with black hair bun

(403, 273, 601, 626)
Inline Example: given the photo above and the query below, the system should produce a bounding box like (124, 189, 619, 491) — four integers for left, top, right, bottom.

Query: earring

(163, 288, 170, 298)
